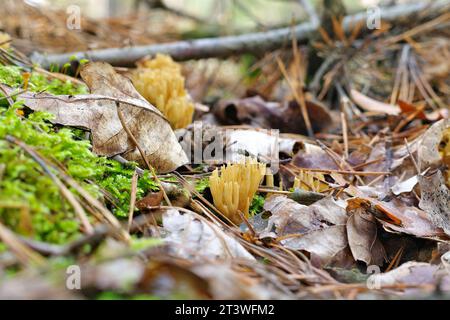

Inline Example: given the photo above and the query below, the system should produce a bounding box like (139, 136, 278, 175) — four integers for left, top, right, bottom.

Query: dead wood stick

(31, 0, 450, 68)
(17, 224, 109, 257)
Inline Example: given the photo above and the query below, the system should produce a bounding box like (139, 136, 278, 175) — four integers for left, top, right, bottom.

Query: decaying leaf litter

(0, 0, 449, 300)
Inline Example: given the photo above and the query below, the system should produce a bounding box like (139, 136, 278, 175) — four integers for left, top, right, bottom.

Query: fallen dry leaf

(284, 226, 349, 267)
(0, 271, 79, 299)
(83, 258, 145, 292)
(346, 198, 386, 266)
(391, 175, 418, 195)
(263, 195, 349, 265)
(263, 195, 347, 235)
(191, 263, 288, 299)
(419, 171, 450, 236)
(139, 260, 211, 299)
(398, 100, 448, 122)
(418, 118, 450, 171)
(415, 119, 450, 235)
(160, 208, 255, 261)
(292, 142, 339, 170)
(224, 129, 300, 164)
(371, 198, 444, 239)
(136, 191, 164, 210)
(213, 95, 333, 134)
(4, 62, 189, 173)
(176, 124, 301, 167)
(368, 261, 450, 296)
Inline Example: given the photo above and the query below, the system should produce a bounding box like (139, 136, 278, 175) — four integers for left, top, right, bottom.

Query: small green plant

(130, 237, 163, 251)
(249, 194, 265, 215)
(194, 177, 209, 193)
(240, 54, 261, 82)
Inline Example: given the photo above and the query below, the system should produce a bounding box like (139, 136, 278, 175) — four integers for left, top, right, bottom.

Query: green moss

(194, 177, 209, 193)
(0, 63, 162, 249)
(96, 292, 162, 300)
(0, 103, 96, 243)
(249, 194, 265, 215)
(0, 102, 157, 244)
(97, 161, 159, 218)
(0, 65, 88, 96)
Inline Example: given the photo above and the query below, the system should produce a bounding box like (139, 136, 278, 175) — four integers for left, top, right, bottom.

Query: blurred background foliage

(26, 0, 404, 35)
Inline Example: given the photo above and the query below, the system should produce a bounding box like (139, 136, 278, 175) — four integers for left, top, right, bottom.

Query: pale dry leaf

(161, 209, 255, 261)
(418, 118, 450, 171)
(282, 225, 348, 265)
(177, 125, 301, 167)
(368, 261, 450, 296)
(263, 195, 349, 265)
(82, 258, 145, 291)
(224, 129, 299, 164)
(419, 170, 450, 236)
(263, 195, 347, 235)
(391, 175, 418, 195)
(415, 119, 450, 235)
(0, 272, 79, 299)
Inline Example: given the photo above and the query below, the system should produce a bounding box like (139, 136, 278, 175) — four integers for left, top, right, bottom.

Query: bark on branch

(31, 0, 450, 68)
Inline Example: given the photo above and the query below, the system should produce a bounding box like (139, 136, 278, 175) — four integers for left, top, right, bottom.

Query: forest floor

(0, 0, 449, 299)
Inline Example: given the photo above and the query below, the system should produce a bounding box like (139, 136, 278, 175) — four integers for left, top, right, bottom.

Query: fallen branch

(18, 225, 109, 257)
(31, 0, 450, 68)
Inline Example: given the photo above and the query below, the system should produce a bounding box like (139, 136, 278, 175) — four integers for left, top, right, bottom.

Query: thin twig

(341, 112, 349, 159)
(116, 104, 172, 206)
(127, 170, 139, 233)
(276, 56, 314, 137)
(404, 138, 421, 175)
(0, 220, 46, 266)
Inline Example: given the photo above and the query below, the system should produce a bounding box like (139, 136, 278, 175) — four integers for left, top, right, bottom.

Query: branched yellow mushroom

(209, 158, 266, 224)
(132, 54, 194, 129)
(0, 32, 11, 49)
(294, 170, 328, 193)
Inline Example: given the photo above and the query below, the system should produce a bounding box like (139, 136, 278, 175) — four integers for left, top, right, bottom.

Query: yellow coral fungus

(209, 158, 266, 224)
(440, 127, 450, 186)
(0, 32, 11, 49)
(132, 54, 194, 129)
(293, 170, 328, 193)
